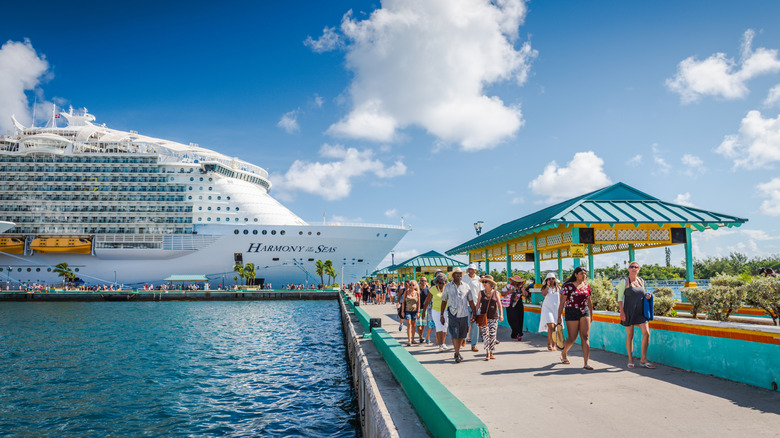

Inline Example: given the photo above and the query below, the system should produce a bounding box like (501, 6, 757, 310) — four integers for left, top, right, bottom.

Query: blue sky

(3, 0, 780, 274)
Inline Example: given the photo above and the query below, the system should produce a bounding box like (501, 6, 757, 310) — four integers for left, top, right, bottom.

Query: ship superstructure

(0, 108, 407, 287)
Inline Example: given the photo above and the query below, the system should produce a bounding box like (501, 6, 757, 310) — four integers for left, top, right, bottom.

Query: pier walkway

(359, 303, 779, 438)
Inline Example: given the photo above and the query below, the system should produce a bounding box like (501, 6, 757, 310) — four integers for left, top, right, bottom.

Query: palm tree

(315, 260, 325, 285)
(244, 263, 256, 286)
(233, 263, 245, 285)
(325, 259, 336, 285)
(53, 262, 76, 287)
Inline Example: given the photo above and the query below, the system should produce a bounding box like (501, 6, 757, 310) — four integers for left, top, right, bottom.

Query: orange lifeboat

(31, 237, 92, 254)
(0, 237, 25, 254)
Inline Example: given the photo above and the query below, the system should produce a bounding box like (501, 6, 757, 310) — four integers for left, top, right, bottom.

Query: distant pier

(0, 290, 338, 301)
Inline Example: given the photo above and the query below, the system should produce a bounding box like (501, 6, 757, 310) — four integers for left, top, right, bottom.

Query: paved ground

(361, 303, 780, 438)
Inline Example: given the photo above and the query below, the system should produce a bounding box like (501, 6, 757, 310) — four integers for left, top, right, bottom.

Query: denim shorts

(404, 311, 418, 321)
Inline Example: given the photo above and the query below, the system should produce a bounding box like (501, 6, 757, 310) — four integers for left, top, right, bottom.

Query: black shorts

(564, 307, 590, 321)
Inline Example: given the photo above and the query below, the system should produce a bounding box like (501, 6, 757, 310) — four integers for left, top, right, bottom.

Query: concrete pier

(0, 290, 337, 301)
(358, 302, 780, 438)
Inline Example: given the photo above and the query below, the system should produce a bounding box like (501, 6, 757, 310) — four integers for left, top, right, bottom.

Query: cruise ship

(0, 107, 408, 288)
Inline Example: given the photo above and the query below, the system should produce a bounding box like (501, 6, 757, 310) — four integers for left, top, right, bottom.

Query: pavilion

(445, 183, 747, 287)
(392, 250, 467, 282)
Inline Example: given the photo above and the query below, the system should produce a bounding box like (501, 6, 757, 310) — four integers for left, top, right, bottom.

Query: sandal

(627, 363, 636, 369)
(547, 346, 553, 351)
(560, 356, 570, 365)
(583, 365, 594, 370)
(640, 362, 656, 369)
(485, 356, 490, 361)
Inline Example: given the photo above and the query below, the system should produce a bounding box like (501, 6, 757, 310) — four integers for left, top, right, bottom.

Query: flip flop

(627, 363, 636, 369)
(583, 365, 594, 370)
(640, 362, 656, 369)
(560, 356, 570, 365)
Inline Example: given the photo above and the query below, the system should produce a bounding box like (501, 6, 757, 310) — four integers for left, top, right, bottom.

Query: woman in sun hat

(477, 275, 503, 360)
(538, 272, 562, 351)
(502, 274, 529, 340)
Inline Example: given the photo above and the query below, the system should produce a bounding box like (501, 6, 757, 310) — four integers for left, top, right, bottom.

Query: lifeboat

(0, 237, 25, 254)
(31, 237, 92, 254)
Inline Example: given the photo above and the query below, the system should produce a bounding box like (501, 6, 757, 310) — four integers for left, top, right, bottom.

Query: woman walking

(477, 275, 503, 360)
(401, 280, 421, 346)
(618, 262, 656, 369)
(422, 274, 449, 351)
(557, 267, 594, 370)
(417, 277, 431, 343)
(538, 272, 561, 351)
(503, 275, 528, 340)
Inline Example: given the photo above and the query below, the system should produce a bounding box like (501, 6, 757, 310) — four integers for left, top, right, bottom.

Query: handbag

(555, 323, 565, 349)
(643, 294, 654, 321)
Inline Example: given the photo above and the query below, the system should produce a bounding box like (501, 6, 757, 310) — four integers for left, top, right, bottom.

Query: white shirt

(441, 281, 474, 318)
(462, 273, 484, 298)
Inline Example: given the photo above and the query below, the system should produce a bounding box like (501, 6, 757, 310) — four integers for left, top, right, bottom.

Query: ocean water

(0, 301, 358, 437)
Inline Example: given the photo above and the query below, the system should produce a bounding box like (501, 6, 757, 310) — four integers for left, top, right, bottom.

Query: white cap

(467, 264, 477, 271)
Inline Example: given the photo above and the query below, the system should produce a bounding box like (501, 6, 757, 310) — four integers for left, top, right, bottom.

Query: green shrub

(743, 276, 780, 326)
(703, 273, 747, 321)
(683, 287, 706, 319)
(588, 275, 618, 312)
(652, 286, 676, 317)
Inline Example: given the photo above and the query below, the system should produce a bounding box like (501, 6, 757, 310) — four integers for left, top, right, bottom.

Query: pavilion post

(588, 244, 594, 280)
(413, 270, 417, 281)
(571, 227, 581, 269)
(533, 236, 541, 286)
(628, 244, 635, 262)
(484, 249, 490, 275)
(557, 249, 563, 281)
(684, 227, 696, 287)
(506, 244, 511, 280)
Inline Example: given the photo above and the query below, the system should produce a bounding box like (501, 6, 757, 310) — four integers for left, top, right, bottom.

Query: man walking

(440, 267, 477, 363)
(462, 264, 484, 352)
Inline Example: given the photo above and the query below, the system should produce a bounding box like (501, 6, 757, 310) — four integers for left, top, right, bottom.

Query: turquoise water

(0, 301, 358, 437)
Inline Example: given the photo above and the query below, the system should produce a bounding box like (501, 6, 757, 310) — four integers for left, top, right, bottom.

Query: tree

(53, 262, 76, 286)
(233, 263, 245, 285)
(315, 260, 325, 285)
(324, 260, 336, 285)
(244, 263, 256, 286)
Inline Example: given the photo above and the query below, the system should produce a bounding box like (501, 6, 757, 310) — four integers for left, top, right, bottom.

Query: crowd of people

(350, 261, 660, 370)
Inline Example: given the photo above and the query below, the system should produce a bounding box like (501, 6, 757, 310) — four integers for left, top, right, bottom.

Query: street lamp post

(474, 221, 484, 271)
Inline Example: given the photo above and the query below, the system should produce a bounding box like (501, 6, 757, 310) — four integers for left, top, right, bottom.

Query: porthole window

(252, 230, 258, 235)
(280, 230, 285, 235)
(188, 187, 193, 191)
(376, 233, 380, 237)
(262, 230, 267, 235)
(27, 268, 31, 272)
(227, 196, 231, 200)
(188, 196, 192, 200)
(209, 178, 213, 182)
(244, 218, 248, 222)
(199, 177, 203, 182)
(207, 218, 212, 222)
(198, 207, 202, 211)
(235, 207, 240, 211)
(216, 218, 220, 221)
(207, 207, 212, 211)
(308, 232, 312, 235)
(243, 230, 248, 235)
(384, 234, 387, 237)
(271, 230, 276, 235)
(199, 196, 203, 200)
(75, 268, 79, 272)
(17, 268, 21, 272)
(317, 232, 321, 236)
(36, 268, 40, 272)
(254, 218, 258, 222)
(217, 207, 221, 211)
(272, 258, 280, 261)
(47, 268, 51, 272)
(208, 187, 212, 191)
(217, 196, 221, 200)
(226, 207, 230, 211)
(198, 218, 202, 222)
(299, 231, 303, 235)
(234, 230, 239, 235)
(199, 187, 203, 191)
(190, 177, 194, 181)
(208, 196, 212, 200)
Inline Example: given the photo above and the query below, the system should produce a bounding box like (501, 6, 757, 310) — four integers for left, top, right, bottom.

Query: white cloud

(384, 208, 398, 217)
(511, 196, 524, 204)
(0, 39, 50, 132)
(681, 153, 705, 176)
(325, 0, 537, 150)
(673, 192, 695, 207)
(741, 229, 777, 241)
(272, 144, 406, 201)
(304, 26, 343, 53)
(528, 151, 612, 202)
(716, 110, 780, 169)
(757, 177, 780, 215)
(652, 144, 671, 174)
(277, 109, 300, 134)
(626, 154, 642, 166)
(666, 29, 780, 103)
(313, 94, 324, 108)
(764, 84, 780, 107)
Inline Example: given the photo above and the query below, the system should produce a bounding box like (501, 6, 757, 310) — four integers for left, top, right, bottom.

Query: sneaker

(441, 343, 448, 350)
(455, 353, 462, 363)
(438, 345, 445, 352)
(398, 324, 403, 331)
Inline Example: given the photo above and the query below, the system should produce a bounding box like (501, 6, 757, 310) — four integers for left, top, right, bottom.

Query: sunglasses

(629, 265, 640, 269)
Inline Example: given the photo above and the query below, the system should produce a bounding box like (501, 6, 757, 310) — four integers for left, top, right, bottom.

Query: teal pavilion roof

(164, 274, 210, 282)
(396, 250, 467, 269)
(446, 182, 748, 255)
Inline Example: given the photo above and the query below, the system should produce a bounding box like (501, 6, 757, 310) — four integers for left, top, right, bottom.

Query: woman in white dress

(538, 272, 561, 351)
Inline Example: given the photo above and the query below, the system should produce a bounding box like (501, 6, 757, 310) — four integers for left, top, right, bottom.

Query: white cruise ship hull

(0, 224, 407, 288)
